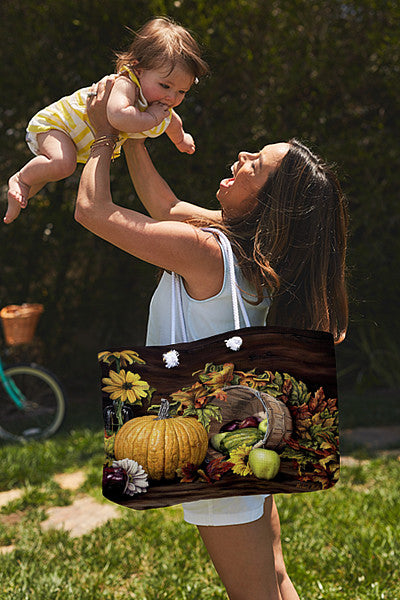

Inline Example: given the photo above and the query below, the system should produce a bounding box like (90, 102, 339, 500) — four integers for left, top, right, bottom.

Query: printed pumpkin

(114, 399, 208, 480)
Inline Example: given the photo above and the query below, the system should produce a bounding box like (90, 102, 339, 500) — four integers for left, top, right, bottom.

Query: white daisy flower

(113, 459, 149, 495)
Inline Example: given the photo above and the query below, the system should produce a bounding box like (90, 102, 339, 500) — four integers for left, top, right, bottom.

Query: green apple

(258, 417, 269, 434)
(248, 448, 280, 479)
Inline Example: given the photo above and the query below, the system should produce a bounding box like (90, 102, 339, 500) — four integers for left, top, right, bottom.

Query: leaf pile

(178, 456, 234, 484)
(168, 364, 338, 488)
(278, 381, 339, 488)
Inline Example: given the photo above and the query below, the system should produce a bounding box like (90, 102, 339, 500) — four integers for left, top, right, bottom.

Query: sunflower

(229, 444, 254, 477)
(98, 350, 146, 369)
(101, 369, 150, 404)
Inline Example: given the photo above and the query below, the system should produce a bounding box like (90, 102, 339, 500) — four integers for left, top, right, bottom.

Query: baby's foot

(4, 173, 30, 224)
(8, 172, 30, 208)
(4, 194, 21, 224)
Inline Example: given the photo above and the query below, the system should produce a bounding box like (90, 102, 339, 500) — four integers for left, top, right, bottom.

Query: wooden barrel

(208, 384, 293, 450)
(259, 392, 293, 449)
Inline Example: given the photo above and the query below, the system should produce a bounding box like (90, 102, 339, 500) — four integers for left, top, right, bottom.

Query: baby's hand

(175, 133, 196, 155)
(147, 102, 170, 127)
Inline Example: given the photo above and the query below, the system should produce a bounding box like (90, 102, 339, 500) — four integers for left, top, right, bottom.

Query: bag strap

(170, 228, 250, 343)
(170, 270, 188, 344)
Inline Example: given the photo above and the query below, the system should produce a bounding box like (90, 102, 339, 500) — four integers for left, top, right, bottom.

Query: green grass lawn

(0, 428, 399, 600)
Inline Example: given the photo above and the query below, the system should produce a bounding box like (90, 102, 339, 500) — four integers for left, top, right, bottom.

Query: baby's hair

(115, 16, 209, 80)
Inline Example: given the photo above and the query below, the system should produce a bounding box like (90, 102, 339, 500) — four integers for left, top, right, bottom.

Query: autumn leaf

(194, 395, 209, 408)
(297, 404, 311, 416)
(319, 453, 339, 468)
(297, 417, 312, 433)
(327, 397, 338, 413)
(237, 374, 258, 388)
(197, 363, 235, 389)
(311, 463, 340, 488)
(182, 405, 198, 419)
(235, 368, 257, 379)
(183, 403, 222, 431)
(311, 387, 326, 410)
(196, 469, 212, 483)
(298, 383, 311, 404)
(322, 417, 336, 429)
(285, 438, 300, 451)
(212, 389, 228, 402)
(170, 381, 211, 411)
(169, 389, 195, 412)
(282, 376, 293, 396)
(205, 456, 234, 481)
(308, 395, 318, 412)
(177, 463, 199, 483)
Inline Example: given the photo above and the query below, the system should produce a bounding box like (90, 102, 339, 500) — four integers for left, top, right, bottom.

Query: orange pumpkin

(114, 399, 208, 480)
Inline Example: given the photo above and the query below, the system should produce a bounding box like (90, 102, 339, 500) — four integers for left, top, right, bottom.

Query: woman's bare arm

(75, 78, 223, 299)
(124, 138, 222, 222)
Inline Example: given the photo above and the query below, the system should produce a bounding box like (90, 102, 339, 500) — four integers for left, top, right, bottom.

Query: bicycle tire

(0, 363, 66, 442)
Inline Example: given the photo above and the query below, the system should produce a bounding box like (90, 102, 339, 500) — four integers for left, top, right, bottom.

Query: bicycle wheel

(0, 363, 66, 442)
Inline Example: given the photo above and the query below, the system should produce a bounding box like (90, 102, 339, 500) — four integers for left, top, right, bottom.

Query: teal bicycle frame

(0, 358, 25, 408)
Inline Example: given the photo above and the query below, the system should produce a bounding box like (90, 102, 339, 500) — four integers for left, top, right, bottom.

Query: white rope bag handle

(170, 228, 250, 344)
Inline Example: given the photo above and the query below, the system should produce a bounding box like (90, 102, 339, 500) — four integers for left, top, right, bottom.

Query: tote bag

(99, 230, 339, 510)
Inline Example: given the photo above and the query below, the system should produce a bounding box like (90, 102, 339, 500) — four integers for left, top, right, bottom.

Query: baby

(5, 16, 208, 224)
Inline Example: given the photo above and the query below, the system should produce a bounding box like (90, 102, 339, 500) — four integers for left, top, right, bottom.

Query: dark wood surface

(104, 463, 322, 510)
(100, 325, 338, 413)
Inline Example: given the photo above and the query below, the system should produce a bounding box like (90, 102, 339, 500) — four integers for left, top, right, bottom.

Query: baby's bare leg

(5, 130, 77, 224)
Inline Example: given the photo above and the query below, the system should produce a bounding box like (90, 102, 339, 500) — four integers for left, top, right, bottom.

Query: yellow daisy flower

(229, 444, 254, 477)
(101, 369, 150, 404)
(98, 350, 146, 367)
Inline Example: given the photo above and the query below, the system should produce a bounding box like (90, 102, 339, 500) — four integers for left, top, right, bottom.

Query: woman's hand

(87, 75, 118, 138)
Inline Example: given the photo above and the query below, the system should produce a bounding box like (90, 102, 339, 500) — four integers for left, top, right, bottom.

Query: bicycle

(0, 304, 66, 442)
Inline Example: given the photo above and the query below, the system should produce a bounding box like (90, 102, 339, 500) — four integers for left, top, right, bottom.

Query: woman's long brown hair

(193, 139, 349, 343)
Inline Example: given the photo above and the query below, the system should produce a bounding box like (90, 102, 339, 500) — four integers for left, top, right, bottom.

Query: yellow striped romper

(26, 66, 172, 163)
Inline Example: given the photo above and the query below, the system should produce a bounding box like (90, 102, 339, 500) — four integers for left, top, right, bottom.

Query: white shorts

(26, 132, 40, 156)
(182, 494, 270, 526)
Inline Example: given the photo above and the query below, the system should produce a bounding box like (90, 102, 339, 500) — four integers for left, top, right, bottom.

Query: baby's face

(136, 65, 194, 108)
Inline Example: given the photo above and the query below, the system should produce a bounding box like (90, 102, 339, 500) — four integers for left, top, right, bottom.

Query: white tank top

(146, 229, 270, 346)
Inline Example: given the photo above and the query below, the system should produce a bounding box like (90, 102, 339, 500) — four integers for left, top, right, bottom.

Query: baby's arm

(106, 76, 169, 133)
(166, 110, 196, 155)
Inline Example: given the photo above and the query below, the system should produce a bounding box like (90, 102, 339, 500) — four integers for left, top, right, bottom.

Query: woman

(75, 77, 348, 600)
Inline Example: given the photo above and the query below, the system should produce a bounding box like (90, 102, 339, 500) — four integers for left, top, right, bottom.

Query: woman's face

(217, 142, 290, 218)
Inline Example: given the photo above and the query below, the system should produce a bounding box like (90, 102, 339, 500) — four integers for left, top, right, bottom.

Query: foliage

(0, 429, 103, 491)
(0, 0, 399, 389)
